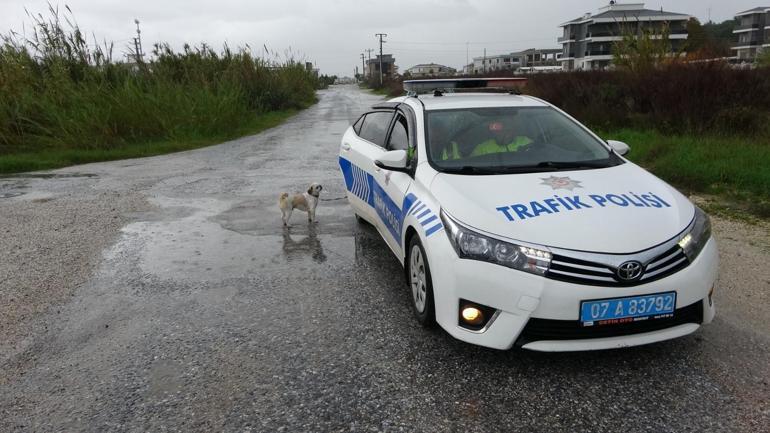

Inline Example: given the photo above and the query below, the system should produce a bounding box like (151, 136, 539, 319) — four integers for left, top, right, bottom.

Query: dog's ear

(318, 184, 323, 190)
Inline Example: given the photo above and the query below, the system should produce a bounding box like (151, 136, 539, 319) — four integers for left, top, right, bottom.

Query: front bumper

(425, 232, 718, 351)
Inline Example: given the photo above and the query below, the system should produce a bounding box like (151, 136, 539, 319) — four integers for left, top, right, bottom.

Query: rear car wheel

(407, 236, 435, 326)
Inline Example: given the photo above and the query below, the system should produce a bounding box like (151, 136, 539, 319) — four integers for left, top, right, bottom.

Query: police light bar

(403, 77, 527, 95)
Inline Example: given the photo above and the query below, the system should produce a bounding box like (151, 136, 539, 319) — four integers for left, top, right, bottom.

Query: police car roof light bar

(403, 77, 528, 96)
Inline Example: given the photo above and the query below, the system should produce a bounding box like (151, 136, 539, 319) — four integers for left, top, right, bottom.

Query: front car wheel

(407, 236, 436, 326)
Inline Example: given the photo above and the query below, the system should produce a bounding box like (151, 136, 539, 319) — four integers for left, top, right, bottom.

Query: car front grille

(546, 245, 690, 287)
(515, 300, 703, 345)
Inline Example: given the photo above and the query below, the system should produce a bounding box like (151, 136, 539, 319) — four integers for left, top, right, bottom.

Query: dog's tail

(278, 192, 289, 207)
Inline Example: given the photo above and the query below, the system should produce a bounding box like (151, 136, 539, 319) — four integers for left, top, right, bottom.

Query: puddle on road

(113, 195, 364, 283)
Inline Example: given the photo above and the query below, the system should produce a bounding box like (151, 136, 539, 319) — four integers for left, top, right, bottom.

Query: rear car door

(339, 110, 395, 223)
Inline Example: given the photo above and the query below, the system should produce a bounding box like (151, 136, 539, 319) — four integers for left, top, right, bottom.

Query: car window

(352, 115, 365, 135)
(387, 114, 409, 151)
(358, 111, 393, 146)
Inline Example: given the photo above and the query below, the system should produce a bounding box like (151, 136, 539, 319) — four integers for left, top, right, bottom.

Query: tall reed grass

(0, 6, 318, 154)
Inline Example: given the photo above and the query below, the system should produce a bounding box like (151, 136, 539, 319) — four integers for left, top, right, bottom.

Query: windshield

(426, 106, 621, 174)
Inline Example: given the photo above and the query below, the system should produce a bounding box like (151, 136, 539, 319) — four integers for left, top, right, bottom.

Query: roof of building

(407, 63, 456, 70)
(367, 55, 395, 64)
(471, 48, 562, 61)
(561, 2, 690, 26)
(513, 48, 562, 55)
(735, 7, 770, 17)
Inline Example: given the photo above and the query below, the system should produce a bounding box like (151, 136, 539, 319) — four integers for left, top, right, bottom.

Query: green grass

(0, 109, 299, 174)
(604, 129, 770, 217)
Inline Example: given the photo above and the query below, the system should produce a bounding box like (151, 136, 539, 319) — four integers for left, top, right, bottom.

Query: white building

(467, 49, 561, 74)
(405, 63, 457, 77)
(558, 2, 690, 71)
(732, 7, 770, 61)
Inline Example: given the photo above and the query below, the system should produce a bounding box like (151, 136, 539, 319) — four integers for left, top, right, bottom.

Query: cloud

(0, 0, 760, 76)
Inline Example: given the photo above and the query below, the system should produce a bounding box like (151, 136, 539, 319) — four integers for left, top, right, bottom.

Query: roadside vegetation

(0, 6, 321, 173)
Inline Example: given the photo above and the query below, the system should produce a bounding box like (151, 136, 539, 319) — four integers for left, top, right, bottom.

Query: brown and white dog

(279, 182, 323, 226)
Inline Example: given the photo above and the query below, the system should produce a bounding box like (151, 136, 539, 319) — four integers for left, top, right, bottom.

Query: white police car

(338, 78, 717, 351)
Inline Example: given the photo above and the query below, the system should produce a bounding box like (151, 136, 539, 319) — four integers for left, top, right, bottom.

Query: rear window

(358, 111, 393, 146)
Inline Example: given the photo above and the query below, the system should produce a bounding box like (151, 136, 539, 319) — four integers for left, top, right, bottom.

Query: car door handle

(341, 143, 351, 151)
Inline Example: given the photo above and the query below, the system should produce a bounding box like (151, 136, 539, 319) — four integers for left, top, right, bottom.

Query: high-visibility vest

(440, 141, 462, 160)
(469, 136, 532, 157)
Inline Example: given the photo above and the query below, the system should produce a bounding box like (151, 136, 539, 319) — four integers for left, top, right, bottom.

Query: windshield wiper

(532, 160, 612, 170)
(440, 166, 501, 175)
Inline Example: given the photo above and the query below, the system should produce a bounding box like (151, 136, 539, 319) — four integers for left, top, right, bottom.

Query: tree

(686, 18, 708, 53)
(758, 49, 770, 68)
(613, 20, 678, 73)
(686, 18, 734, 59)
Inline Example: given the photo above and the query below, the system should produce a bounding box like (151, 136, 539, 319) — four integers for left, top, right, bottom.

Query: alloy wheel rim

(410, 245, 427, 313)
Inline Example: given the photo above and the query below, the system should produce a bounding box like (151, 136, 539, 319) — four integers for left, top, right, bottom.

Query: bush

(525, 63, 770, 136)
(0, 6, 318, 153)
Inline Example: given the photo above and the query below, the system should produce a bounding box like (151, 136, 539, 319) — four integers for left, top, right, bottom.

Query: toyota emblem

(617, 261, 643, 281)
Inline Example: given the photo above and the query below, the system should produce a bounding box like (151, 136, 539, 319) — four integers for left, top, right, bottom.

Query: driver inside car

(469, 119, 532, 157)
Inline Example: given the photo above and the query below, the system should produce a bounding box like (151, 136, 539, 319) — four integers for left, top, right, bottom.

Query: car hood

(430, 162, 694, 253)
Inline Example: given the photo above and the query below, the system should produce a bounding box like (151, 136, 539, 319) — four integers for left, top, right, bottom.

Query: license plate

(580, 291, 676, 327)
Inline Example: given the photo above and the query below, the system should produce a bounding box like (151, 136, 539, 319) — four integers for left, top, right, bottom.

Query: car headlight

(678, 206, 712, 261)
(440, 209, 551, 275)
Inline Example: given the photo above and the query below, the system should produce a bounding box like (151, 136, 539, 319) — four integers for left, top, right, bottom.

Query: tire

(406, 235, 436, 327)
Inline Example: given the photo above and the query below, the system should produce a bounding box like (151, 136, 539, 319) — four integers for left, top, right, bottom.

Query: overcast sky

(0, 0, 759, 76)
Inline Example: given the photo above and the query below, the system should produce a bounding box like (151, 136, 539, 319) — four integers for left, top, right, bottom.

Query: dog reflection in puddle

(282, 225, 327, 263)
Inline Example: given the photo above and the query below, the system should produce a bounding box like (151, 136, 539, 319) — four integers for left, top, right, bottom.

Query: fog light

(461, 307, 484, 326)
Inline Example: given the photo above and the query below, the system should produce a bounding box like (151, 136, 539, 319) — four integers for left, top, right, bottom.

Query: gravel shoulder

(0, 190, 148, 367)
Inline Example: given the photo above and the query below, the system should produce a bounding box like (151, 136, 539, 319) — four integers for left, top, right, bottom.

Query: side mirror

(375, 150, 409, 172)
(607, 140, 630, 156)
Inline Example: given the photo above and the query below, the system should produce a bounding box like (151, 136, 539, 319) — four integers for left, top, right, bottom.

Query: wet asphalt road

(1, 85, 768, 432)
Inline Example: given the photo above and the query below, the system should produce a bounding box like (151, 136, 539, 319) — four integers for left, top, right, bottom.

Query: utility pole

(132, 19, 144, 63)
(375, 33, 387, 85)
(466, 42, 469, 74)
(360, 53, 366, 81)
(365, 48, 374, 78)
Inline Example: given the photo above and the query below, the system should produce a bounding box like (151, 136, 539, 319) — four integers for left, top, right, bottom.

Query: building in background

(467, 48, 561, 74)
(558, 2, 690, 71)
(366, 54, 397, 79)
(732, 7, 770, 62)
(405, 63, 457, 77)
(305, 62, 320, 78)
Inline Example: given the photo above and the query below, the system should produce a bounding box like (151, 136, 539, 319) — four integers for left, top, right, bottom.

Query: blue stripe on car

(420, 215, 438, 226)
(339, 157, 444, 243)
